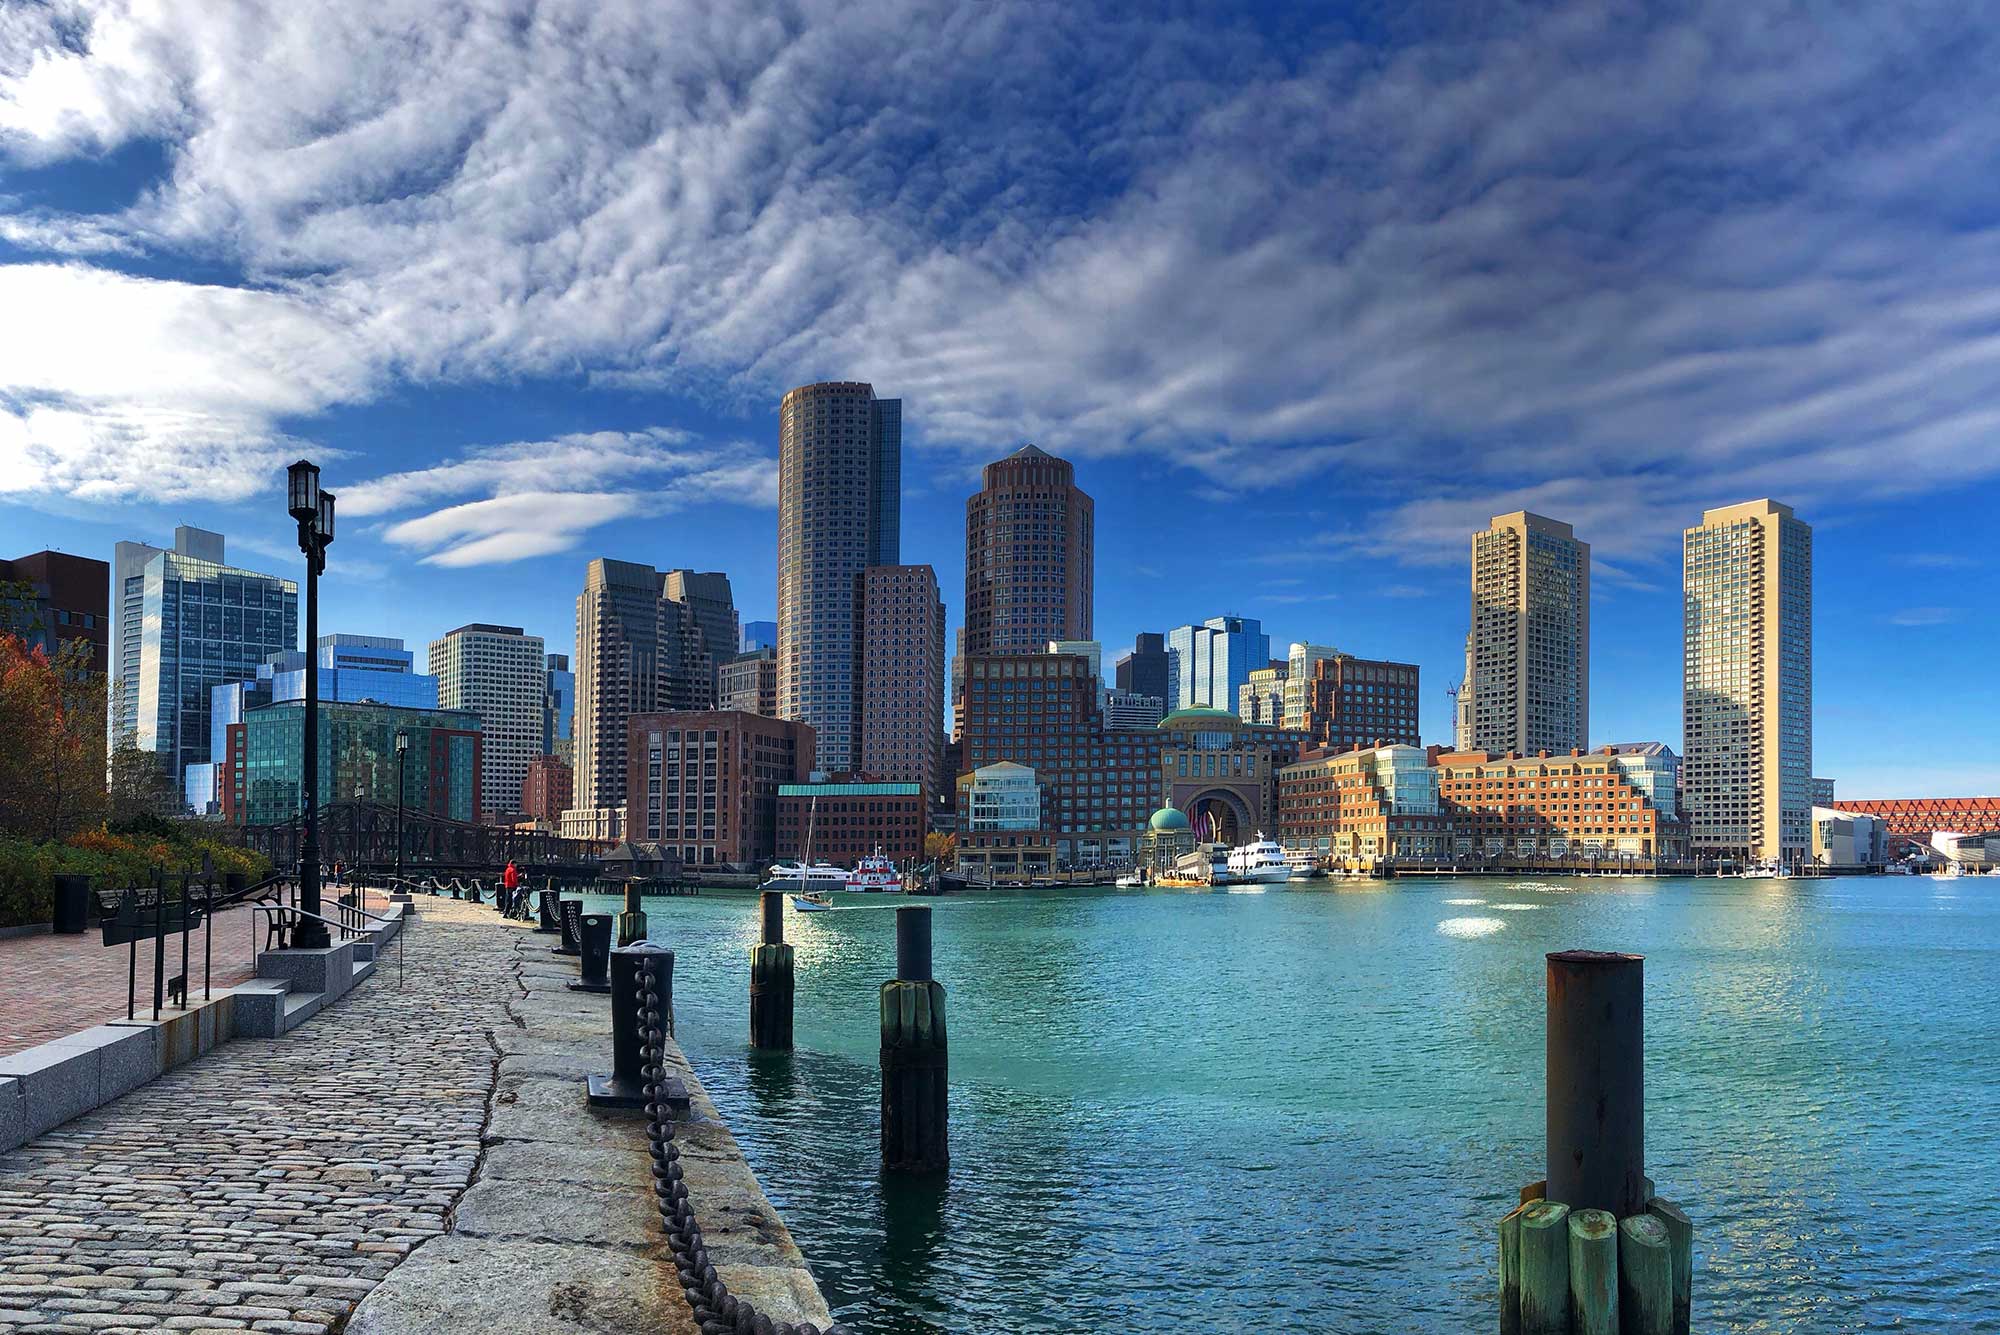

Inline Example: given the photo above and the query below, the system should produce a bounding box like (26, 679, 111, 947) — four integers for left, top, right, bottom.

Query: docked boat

(1113, 872, 1145, 889)
(762, 861, 847, 891)
(791, 891, 835, 912)
(846, 849, 905, 893)
(1227, 834, 1293, 885)
(1284, 848, 1324, 880)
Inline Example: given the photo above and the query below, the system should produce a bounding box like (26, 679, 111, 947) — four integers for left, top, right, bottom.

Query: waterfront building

(112, 527, 297, 793)
(718, 648, 778, 717)
(1276, 744, 1451, 862)
(1157, 707, 1309, 847)
(1103, 690, 1165, 731)
(1048, 639, 1106, 706)
(1465, 511, 1589, 756)
(622, 709, 813, 866)
(559, 805, 625, 842)
(1812, 806, 1887, 868)
(1283, 643, 1337, 731)
(235, 698, 481, 826)
(575, 559, 733, 813)
(1930, 830, 2000, 869)
(778, 380, 901, 773)
(1113, 632, 1172, 704)
(522, 755, 574, 824)
(1433, 744, 1688, 860)
(776, 779, 926, 867)
(544, 654, 575, 765)
(0, 550, 108, 675)
(1683, 499, 1812, 862)
(1141, 804, 1196, 872)
(955, 762, 1052, 880)
(1238, 660, 1287, 725)
(1300, 654, 1422, 752)
(956, 443, 1093, 729)
(1824, 796, 2000, 844)
(1166, 616, 1270, 713)
(859, 564, 946, 797)
(1812, 776, 1836, 806)
(430, 623, 545, 820)
(741, 620, 777, 653)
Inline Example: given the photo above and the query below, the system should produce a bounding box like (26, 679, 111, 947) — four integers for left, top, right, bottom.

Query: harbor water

(588, 875, 2000, 1332)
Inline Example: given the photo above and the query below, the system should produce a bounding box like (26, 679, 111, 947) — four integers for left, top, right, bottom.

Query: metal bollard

(587, 942, 673, 1110)
(880, 904, 947, 1172)
(617, 882, 648, 947)
(749, 891, 793, 1050)
(1545, 950, 1645, 1218)
(553, 897, 583, 956)
(570, 913, 613, 993)
(535, 882, 561, 934)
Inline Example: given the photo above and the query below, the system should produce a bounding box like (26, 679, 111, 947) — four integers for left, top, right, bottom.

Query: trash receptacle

(52, 874, 90, 934)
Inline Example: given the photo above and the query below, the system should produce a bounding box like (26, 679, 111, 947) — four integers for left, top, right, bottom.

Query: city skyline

(4, 4, 1998, 797)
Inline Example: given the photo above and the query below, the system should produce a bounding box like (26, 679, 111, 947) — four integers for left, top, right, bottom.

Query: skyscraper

(740, 620, 778, 653)
(956, 443, 1093, 728)
(111, 526, 297, 791)
(1283, 642, 1338, 731)
(543, 653, 575, 763)
(573, 559, 735, 813)
(1683, 499, 1812, 862)
(1114, 632, 1171, 703)
(859, 564, 946, 796)
(430, 624, 546, 820)
(1166, 616, 1270, 713)
(1465, 511, 1589, 756)
(777, 381, 902, 773)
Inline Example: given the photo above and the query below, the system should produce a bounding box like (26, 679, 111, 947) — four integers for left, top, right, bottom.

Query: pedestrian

(503, 859, 520, 911)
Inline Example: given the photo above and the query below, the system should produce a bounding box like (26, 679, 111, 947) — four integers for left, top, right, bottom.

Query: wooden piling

(1567, 1209, 1619, 1335)
(1517, 1200, 1570, 1335)
(1647, 1198, 1693, 1335)
(1499, 1201, 1532, 1335)
(879, 977, 947, 1172)
(1617, 1213, 1673, 1335)
(749, 943, 795, 1049)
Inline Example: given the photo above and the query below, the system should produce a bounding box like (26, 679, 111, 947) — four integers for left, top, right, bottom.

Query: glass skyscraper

(1166, 616, 1270, 714)
(238, 699, 482, 826)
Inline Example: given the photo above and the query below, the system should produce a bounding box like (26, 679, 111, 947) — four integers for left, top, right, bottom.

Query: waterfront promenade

(0, 895, 832, 1333)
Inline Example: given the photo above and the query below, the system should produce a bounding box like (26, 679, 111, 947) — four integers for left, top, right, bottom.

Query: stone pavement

(0, 896, 555, 1334)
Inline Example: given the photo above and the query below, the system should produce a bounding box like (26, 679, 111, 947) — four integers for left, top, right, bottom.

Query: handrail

(251, 902, 405, 989)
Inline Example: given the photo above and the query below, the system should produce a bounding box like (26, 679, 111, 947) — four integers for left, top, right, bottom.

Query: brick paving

(0, 896, 518, 1334)
(0, 887, 394, 1058)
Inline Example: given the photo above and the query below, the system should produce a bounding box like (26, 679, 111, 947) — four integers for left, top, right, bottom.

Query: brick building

(858, 564, 945, 798)
(775, 780, 927, 866)
(1300, 654, 1421, 751)
(1277, 743, 1452, 863)
(1433, 744, 1687, 860)
(623, 711, 814, 866)
(521, 755, 574, 823)
(0, 550, 110, 675)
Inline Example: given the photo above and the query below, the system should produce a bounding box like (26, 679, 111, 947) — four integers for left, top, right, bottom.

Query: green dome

(1159, 706, 1238, 727)
(1149, 805, 1191, 832)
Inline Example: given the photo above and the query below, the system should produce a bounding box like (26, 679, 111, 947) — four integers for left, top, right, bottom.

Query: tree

(108, 743, 179, 825)
(923, 831, 956, 867)
(0, 635, 106, 841)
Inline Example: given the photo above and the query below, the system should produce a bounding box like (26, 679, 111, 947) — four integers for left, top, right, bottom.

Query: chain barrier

(637, 955, 856, 1335)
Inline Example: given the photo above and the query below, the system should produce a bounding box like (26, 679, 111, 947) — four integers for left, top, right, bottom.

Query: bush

(0, 826, 273, 928)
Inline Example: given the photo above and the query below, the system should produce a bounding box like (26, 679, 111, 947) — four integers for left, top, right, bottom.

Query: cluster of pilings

(1501, 950, 1694, 1335)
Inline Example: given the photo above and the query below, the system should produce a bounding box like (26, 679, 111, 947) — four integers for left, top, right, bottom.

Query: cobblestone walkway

(0, 897, 515, 1334)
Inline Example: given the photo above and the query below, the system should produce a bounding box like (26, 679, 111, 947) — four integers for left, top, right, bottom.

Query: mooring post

(535, 879, 561, 933)
(553, 896, 583, 956)
(880, 904, 946, 1172)
(617, 881, 648, 947)
(570, 913, 613, 993)
(749, 891, 794, 1050)
(1503, 949, 1691, 1335)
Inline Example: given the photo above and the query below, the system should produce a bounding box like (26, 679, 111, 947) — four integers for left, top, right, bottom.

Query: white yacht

(846, 850, 905, 893)
(1226, 834, 1293, 885)
(763, 861, 847, 891)
(1284, 848, 1324, 880)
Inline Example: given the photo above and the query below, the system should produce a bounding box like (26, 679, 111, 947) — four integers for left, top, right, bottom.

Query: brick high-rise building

(1301, 654, 1422, 752)
(1465, 511, 1589, 756)
(521, 755, 574, 823)
(956, 444, 1092, 729)
(1683, 499, 1812, 862)
(0, 550, 109, 675)
(429, 623, 545, 820)
(624, 710, 814, 866)
(858, 564, 945, 797)
(777, 380, 901, 773)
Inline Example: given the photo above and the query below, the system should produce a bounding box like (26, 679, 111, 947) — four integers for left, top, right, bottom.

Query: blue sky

(1, 0, 1995, 797)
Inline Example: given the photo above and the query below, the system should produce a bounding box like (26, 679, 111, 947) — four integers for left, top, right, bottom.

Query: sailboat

(790, 796, 836, 911)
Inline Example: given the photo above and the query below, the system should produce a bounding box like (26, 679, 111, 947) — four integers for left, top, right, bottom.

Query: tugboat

(846, 848, 905, 893)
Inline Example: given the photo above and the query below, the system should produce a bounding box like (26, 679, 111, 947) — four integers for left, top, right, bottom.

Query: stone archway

(1185, 787, 1254, 846)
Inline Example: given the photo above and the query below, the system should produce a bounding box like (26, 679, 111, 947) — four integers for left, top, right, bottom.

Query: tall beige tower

(777, 381, 901, 773)
(1465, 511, 1589, 755)
(1683, 499, 1812, 862)
(429, 623, 546, 819)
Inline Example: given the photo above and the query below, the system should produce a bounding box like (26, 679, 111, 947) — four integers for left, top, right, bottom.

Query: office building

(954, 762, 1049, 879)
(859, 564, 946, 795)
(574, 559, 735, 813)
(544, 654, 575, 764)
(522, 755, 574, 824)
(1434, 743, 1686, 860)
(1167, 616, 1270, 713)
(1811, 777, 1836, 807)
(718, 648, 778, 717)
(1280, 643, 1335, 731)
(956, 443, 1093, 727)
(430, 623, 546, 820)
(777, 380, 901, 773)
(776, 779, 927, 866)
(1277, 744, 1451, 863)
(623, 710, 814, 866)
(1813, 807, 1887, 868)
(1238, 661, 1288, 725)
(1300, 654, 1422, 752)
(1104, 690, 1165, 731)
(1114, 632, 1172, 704)
(111, 526, 297, 790)
(1156, 707, 1309, 846)
(271, 634, 438, 709)
(234, 699, 481, 826)
(1683, 499, 1812, 861)
(1465, 511, 1589, 756)
(741, 621, 778, 653)
(0, 550, 109, 675)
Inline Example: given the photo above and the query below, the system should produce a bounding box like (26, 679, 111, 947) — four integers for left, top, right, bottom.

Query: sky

(1, 0, 1995, 798)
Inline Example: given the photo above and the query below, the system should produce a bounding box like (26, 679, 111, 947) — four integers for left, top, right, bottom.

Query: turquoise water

(589, 876, 2000, 1332)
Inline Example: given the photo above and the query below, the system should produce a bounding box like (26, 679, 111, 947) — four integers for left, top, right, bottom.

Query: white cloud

(1, 0, 1999, 560)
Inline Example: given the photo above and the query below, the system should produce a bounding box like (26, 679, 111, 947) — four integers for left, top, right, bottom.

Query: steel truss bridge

(242, 800, 604, 876)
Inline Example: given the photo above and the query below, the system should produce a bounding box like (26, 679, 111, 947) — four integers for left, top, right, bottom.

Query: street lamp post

(288, 460, 335, 950)
(394, 729, 409, 887)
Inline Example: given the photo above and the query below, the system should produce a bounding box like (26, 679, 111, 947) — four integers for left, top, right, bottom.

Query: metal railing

(251, 901, 405, 990)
